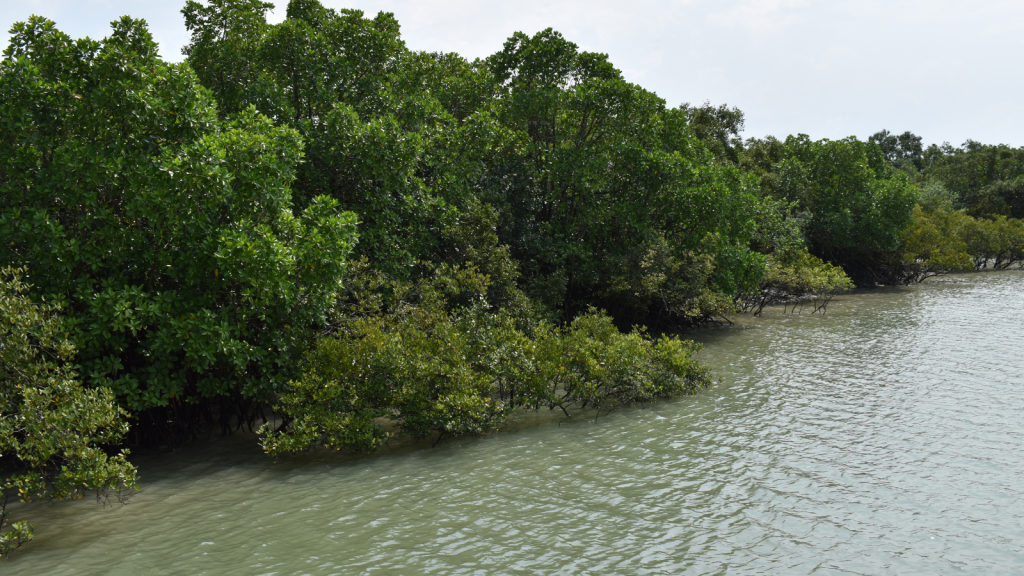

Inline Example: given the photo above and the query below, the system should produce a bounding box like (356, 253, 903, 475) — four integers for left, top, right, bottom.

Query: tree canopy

(741, 135, 917, 284)
(0, 16, 359, 421)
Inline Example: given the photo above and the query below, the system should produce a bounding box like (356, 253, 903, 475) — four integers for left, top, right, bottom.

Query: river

(6, 271, 1024, 575)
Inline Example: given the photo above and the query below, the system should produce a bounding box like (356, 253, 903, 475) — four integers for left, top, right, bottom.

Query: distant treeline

(2, 0, 1022, 554)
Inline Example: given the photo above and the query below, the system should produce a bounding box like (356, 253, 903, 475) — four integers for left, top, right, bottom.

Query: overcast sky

(4, 0, 1022, 147)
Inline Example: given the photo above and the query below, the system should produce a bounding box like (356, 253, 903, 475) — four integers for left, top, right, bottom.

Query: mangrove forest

(2, 0, 1024, 556)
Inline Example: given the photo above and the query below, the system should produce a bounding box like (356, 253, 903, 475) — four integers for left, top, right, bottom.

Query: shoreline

(112, 268, 1024, 463)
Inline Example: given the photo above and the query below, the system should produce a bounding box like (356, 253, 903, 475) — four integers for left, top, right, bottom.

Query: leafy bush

(261, 267, 710, 455)
(985, 216, 1024, 269)
(181, 2, 770, 327)
(899, 204, 1024, 282)
(536, 310, 710, 414)
(1, 268, 137, 556)
(898, 205, 974, 282)
(739, 250, 853, 314)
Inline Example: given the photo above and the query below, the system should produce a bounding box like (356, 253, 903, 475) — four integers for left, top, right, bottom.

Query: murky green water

(7, 272, 1024, 575)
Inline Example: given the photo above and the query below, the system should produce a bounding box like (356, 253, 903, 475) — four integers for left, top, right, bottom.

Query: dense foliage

(740, 135, 918, 285)
(262, 263, 710, 454)
(865, 131, 1024, 280)
(920, 141, 1024, 218)
(900, 204, 1024, 281)
(739, 250, 853, 315)
(5, 0, 1023, 554)
(1, 268, 136, 556)
(179, 4, 771, 327)
(480, 31, 767, 324)
(0, 17, 359, 434)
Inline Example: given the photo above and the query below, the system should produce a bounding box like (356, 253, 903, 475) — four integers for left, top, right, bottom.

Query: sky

(3, 0, 1022, 147)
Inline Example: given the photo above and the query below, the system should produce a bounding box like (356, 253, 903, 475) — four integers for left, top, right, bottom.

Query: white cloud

(706, 0, 810, 39)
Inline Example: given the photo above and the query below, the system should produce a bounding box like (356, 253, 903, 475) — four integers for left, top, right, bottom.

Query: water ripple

(7, 271, 1024, 575)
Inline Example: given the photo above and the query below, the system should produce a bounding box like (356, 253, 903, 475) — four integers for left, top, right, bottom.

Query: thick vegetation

(738, 135, 918, 285)
(0, 269, 136, 556)
(262, 263, 709, 454)
(2, 0, 1023, 554)
(866, 131, 1024, 280)
(0, 16, 359, 438)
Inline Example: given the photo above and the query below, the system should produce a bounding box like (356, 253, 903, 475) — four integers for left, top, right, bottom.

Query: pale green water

(7, 272, 1024, 575)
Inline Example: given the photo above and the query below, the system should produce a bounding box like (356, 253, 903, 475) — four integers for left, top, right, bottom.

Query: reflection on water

(8, 272, 1024, 575)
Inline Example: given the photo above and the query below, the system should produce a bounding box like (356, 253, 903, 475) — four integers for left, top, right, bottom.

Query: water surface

(8, 272, 1024, 575)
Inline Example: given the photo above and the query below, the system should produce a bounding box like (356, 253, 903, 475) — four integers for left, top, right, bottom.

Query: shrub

(1, 268, 136, 556)
(261, 268, 710, 455)
(740, 250, 854, 314)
